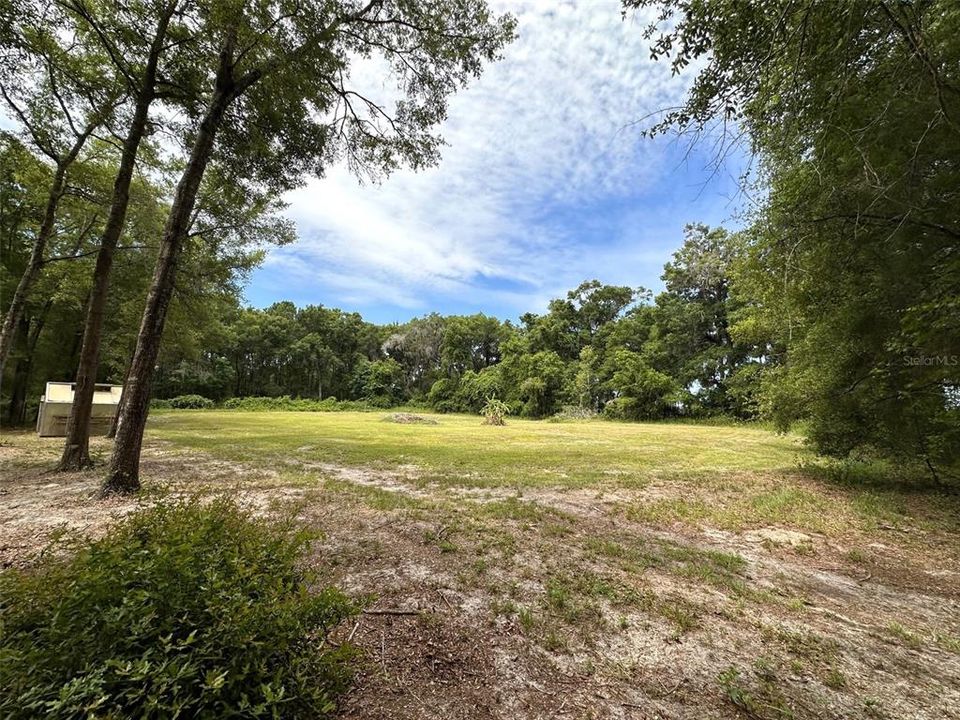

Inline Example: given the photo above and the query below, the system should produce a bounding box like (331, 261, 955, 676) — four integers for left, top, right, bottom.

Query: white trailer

(36, 382, 123, 437)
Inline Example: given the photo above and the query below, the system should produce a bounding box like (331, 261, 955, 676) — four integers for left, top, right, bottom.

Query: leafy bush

(221, 396, 373, 412)
(601, 350, 677, 420)
(0, 498, 357, 719)
(426, 377, 457, 412)
(481, 396, 511, 425)
(512, 351, 567, 417)
(602, 396, 634, 421)
(223, 395, 331, 411)
(150, 398, 173, 409)
(428, 368, 506, 414)
(167, 394, 214, 409)
(548, 405, 598, 422)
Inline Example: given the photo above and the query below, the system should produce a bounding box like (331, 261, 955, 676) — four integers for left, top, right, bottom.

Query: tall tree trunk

(4, 301, 51, 425)
(104, 82, 235, 494)
(57, 9, 174, 472)
(4, 316, 31, 425)
(107, 352, 133, 438)
(57, 112, 149, 470)
(0, 164, 68, 379)
(65, 290, 90, 375)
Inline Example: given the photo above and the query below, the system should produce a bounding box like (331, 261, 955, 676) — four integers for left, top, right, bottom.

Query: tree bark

(5, 316, 31, 425)
(4, 301, 51, 425)
(104, 79, 236, 494)
(57, 8, 175, 472)
(107, 352, 133, 438)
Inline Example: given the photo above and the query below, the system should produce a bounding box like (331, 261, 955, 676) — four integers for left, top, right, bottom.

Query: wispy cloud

(253, 0, 743, 321)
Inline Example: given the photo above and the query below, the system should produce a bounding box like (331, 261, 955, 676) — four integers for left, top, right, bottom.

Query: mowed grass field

(146, 409, 953, 537)
(4, 410, 960, 719)
(149, 409, 804, 484)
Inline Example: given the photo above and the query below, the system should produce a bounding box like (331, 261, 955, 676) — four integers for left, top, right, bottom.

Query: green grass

(582, 533, 750, 595)
(885, 622, 923, 649)
(148, 410, 806, 489)
(139, 410, 960, 538)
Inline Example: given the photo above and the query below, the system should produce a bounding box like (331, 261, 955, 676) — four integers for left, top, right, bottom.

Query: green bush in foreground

(0, 498, 357, 719)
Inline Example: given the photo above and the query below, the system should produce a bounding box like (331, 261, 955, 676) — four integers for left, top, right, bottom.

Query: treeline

(150, 224, 766, 421)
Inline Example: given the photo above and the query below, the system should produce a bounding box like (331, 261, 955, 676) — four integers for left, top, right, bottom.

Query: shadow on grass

(800, 456, 957, 494)
(798, 456, 960, 533)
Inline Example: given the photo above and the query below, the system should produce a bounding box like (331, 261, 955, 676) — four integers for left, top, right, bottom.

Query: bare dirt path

(2, 434, 958, 719)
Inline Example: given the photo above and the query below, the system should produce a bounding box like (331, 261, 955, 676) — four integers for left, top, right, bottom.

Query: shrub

(349, 358, 404, 407)
(455, 368, 505, 412)
(221, 396, 368, 412)
(0, 498, 357, 719)
(332, 399, 371, 411)
(601, 350, 677, 420)
(150, 398, 173, 409)
(427, 377, 457, 411)
(602, 396, 632, 421)
(481, 396, 511, 425)
(428, 368, 506, 414)
(167, 394, 214, 409)
(549, 405, 598, 422)
(431, 399, 459, 413)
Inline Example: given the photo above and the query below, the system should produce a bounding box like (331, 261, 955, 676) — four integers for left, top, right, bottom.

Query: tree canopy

(626, 0, 960, 479)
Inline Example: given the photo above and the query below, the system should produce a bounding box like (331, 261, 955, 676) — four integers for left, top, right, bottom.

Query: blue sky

(244, 0, 749, 325)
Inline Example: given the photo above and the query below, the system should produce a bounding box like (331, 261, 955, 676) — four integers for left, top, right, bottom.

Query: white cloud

(266, 0, 732, 317)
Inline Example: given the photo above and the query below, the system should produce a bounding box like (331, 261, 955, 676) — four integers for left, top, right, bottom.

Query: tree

(502, 346, 567, 418)
(440, 313, 508, 376)
(647, 224, 752, 416)
(383, 313, 446, 395)
(351, 357, 404, 406)
(121, 173, 284, 413)
(288, 334, 323, 399)
(104, 0, 516, 493)
(0, 134, 111, 424)
(572, 346, 600, 411)
(58, 0, 188, 470)
(629, 0, 960, 475)
(523, 280, 637, 361)
(0, 1, 121, 377)
(566, 280, 638, 346)
(602, 349, 676, 420)
(0, 133, 266, 429)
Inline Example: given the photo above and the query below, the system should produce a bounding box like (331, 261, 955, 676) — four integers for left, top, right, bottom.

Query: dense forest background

(154, 225, 756, 423)
(119, 225, 753, 421)
(1, 0, 958, 483)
